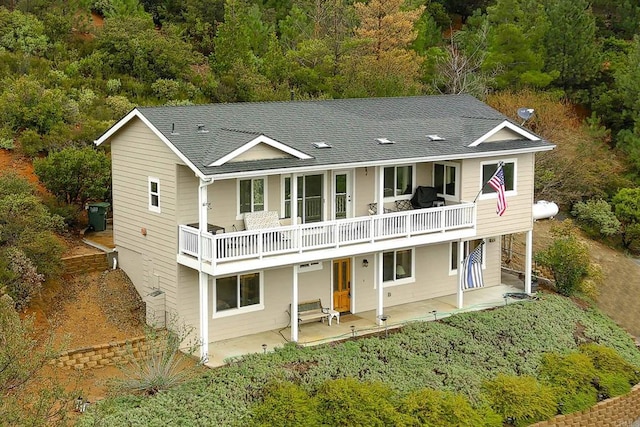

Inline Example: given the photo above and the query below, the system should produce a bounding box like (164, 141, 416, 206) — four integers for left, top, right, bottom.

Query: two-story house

(95, 94, 554, 361)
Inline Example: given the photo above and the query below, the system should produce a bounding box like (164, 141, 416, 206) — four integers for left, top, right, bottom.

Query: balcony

(178, 202, 476, 275)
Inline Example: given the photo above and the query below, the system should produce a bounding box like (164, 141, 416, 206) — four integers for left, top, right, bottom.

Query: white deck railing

(178, 203, 475, 264)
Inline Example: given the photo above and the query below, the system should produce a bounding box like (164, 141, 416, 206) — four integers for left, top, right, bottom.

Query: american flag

(488, 164, 507, 216)
(462, 243, 484, 290)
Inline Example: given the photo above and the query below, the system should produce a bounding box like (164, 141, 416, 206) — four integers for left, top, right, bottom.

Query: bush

(571, 199, 621, 238)
(249, 381, 319, 427)
(399, 388, 501, 426)
(535, 220, 600, 296)
(482, 374, 557, 426)
(539, 352, 598, 413)
(0, 248, 44, 310)
(315, 378, 410, 427)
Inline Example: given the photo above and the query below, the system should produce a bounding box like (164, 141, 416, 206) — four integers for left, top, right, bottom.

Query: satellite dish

(517, 107, 535, 125)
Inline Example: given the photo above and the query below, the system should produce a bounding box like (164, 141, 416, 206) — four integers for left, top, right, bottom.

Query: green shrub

(580, 343, 640, 385)
(597, 373, 631, 399)
(18, 129, 45, 157)
(571, 199, 621, 238)
(539, 352, 598, 413)
(482, 374, 557, 426)
(399, 388, 501, 427)
(315, 378, 410, 427)
(249, 381, 319, 427)
(560, 390, 597, 414)
(535, 221, 599, 296)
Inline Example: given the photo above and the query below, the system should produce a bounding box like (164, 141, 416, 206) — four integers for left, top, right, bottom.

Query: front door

(333, 258, 351, 313)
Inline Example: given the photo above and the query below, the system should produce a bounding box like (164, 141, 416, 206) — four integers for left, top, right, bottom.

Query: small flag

(488, 163, 507, 216)
(462, 243, 484, 290)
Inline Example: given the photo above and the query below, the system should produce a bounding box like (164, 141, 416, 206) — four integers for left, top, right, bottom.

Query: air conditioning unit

(145, 289, 166, 329)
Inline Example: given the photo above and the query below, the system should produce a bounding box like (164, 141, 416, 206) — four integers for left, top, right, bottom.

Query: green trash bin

(87, 202, 110, 232)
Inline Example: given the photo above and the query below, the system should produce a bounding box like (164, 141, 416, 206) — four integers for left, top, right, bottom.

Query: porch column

(198, 178, 212, 362)
(456, 240, 464, 309)
(198, 272, 209, 362)
(376, 252, 384, 324)
(291, 173, 298, 225)
(291, 265, 299, 342)
(525, 229, 533, 294)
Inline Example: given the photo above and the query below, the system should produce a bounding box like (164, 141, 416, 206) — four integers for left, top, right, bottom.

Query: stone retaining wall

(63, 253, 108, 275)
(50, 336, 147, 370)
(531, 384, 640, 427)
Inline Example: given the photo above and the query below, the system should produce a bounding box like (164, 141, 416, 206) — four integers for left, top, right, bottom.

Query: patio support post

(376, 252, 384, 325)
(198, 272, 209, 362)
(291, 264, 299, 342)
(456, 240, 464, 309)
(198, 178, 212, 362)
(376, 166, 384, 215)
(291, 173, 298, 225)
(525, 229, 533, 294)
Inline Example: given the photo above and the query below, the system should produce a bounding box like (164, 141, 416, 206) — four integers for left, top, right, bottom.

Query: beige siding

(230, 143, 293, 162)
(461, 154, 534, 237)
(110, 118, 180, 314)
(176, 165, 199, 225)
(485, 128, 523, 142)
(355, 167, 375, 216)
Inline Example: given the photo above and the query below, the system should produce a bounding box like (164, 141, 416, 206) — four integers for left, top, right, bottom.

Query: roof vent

(376, 137, 395, 145)
(426, 134, 445, 141)
(313, 142, 332, 149)
(197, 124, 209, 133)
(170, 123, 179, 135)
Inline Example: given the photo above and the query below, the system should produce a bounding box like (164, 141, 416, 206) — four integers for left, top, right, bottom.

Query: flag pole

(473, 161, 504, 203)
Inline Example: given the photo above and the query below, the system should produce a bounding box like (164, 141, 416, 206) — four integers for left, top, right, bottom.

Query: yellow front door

(333, 258, 351, 313)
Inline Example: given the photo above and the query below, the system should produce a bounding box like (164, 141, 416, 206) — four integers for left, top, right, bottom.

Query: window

(238, 178, 265, 215)
(481, 161, 515, 195)
(383, 249, 413, 284)
(215, 272, 262, 315)
(450, 240, 485, 274)
(383, 165, 413, 199)
(148, 177, 160, 213)
(283, 174, 324, 223)
(434, 162, 459, 199)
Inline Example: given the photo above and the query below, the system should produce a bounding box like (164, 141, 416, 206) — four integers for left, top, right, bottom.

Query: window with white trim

(383, 249, 414, 285)
(481, 161, 515, 195)
(214, 272, 262, 314)
(450, 239, 485, 274)
(148, 177, 160, 213)
(238, 177, 266, 216)
(434, 162, 459, 199)
(383, 165, 414, 199)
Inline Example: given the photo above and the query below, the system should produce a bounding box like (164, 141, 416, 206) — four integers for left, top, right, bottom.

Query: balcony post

(376, 252, 384, 324)
(456, 240, 464, 309)
(525, 230, 533, 294)
(291, 264, 299, 342)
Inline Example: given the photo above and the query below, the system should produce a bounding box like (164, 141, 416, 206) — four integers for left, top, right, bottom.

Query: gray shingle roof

(134, 94, 553, 177)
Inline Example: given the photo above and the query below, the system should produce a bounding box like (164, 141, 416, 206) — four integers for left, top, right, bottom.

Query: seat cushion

(395, 200, 413, 211)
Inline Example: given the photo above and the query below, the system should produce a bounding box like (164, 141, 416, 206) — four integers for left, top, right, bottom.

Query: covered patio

(205, 270, 529, 367)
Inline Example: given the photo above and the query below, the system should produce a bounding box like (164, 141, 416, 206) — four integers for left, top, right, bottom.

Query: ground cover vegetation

(76, 295, 640, 426)
(0, 0, 640, 424)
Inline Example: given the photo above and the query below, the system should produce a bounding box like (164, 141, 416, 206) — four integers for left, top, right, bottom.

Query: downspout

(198, 177, 214, 363)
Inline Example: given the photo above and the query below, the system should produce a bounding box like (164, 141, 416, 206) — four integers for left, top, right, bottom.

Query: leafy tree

(345, 0, 424, 97)
(571, 199, 621, 239)
(543, 0, 600, 92)
(611, 187, 640, 252)
(0, 75, 74, 136)
(0, 7, 49, 55)
(33, 146, 111, 206)
(483, 0, 556, 89)
(535, 220, 602, 297)
(0, 294, 70, 426)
